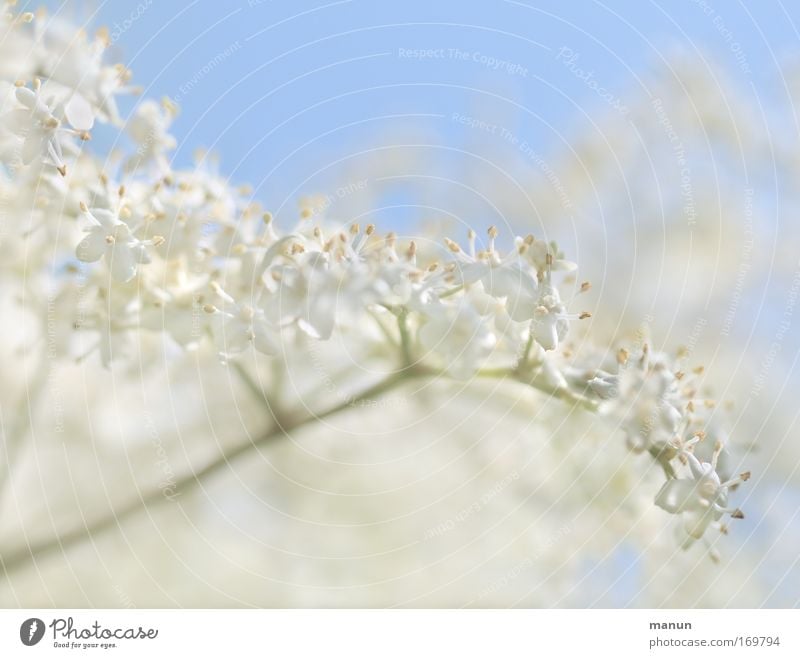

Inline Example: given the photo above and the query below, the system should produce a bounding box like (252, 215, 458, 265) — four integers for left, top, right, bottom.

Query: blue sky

(43, 0, 800, 216)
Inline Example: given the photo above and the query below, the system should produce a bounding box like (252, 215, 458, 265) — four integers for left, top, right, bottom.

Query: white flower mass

(2, 2, 789, 609)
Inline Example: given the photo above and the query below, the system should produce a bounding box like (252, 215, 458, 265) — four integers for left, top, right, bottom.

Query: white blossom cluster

(580, 345, 750, 556)
(0, 5, 748, 557)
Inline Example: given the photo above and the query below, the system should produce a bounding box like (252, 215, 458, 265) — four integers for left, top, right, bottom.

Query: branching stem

(0, 360, 596, 576)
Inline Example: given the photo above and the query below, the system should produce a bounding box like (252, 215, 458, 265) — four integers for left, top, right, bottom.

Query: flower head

(76, 199, 163, 282)
(655, 436, 750, 545)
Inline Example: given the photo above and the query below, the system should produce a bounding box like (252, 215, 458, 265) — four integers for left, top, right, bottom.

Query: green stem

(0, 361, 596, 576)
(0, 360, 48, 496)
(231, 360, 267, 405)
(438, 285, 463, 299)
(367, 309, 399, 348)
(517, 330, 534, 371)
(0, 371, 415, 576)
(477, 367, 598, 412)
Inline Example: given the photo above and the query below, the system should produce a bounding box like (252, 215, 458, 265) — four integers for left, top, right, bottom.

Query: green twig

(0, 371, 416, 575)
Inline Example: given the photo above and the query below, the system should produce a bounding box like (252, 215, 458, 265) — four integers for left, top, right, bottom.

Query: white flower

(419, 301, 496, 378)
(586, 371, 619, 399)
(447, 228, 540, 322)
(3, 83, 71, 174)
(606, 347, 684, 452)
(124, 99, 177, 175)
(264, 256, 340, 340)
(145, 189, 208, 259)
(441, 228, 584, 352)
(204, 281, 278, 357)
(531, 282, 570, 351)
(262, 229, 386, 339)
(655, 438, 749, 544)
(76, 201, 163, 282)
(140, 265, 209, 348)
(36, 17, 133, 125)
(517, 235, 577, 275)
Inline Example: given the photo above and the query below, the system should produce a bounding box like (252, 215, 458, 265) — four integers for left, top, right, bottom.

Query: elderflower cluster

(571, 344, 750, 553)
(0, 3, 749, 558)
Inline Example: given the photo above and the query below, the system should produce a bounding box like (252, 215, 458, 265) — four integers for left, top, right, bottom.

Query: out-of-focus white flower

(531, 281, 571, 351)
(655, 436, 750, 545)
(602, 345, 684, 453)
(516, 235, 577, 274)
(124, 99, 177, 175)
(3, 82, 72, 175)
(205, 281, 278, 358)
(451, 228, 540, 322)
(419, 301, 496, 378)
(76, 201, 163, 282)
(36, 16, 134, 125)
(140, 263, 209, 348)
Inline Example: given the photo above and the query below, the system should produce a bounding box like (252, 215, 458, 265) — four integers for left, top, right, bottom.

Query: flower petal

(5, 109, 32, 134)
(75, 229, 106, 262)
(65, 93, 95, 131)
(21, 131, 45, 164)
(109, 245, 138, 282)
(532, 312, 559, 350)
(655, 478, 702, 514)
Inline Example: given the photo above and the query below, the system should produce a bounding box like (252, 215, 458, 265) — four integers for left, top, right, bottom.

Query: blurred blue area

(43, 0, 800, 217)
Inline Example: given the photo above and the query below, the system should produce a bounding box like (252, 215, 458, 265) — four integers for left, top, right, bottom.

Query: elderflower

(655, 436, 750, 546)
(76, 201, 163, 282)
(204, 281, 278, 358)
(419, 301, 496, 378)
(124, 99, 178, 175)
(4, 81, 73, 175)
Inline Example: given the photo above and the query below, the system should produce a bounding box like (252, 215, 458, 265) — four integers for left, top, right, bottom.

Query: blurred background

(1, 0, 799, 606)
